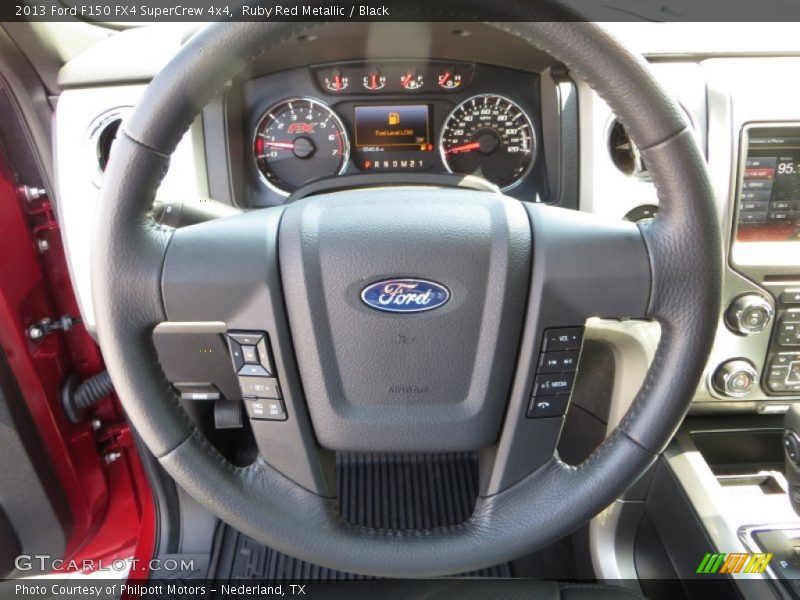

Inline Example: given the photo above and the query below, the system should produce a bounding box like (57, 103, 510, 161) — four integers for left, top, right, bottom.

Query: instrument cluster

(245, 61, 543, 202)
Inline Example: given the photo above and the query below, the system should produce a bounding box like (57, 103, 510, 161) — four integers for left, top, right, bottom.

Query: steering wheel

(94, 3, 720, 577)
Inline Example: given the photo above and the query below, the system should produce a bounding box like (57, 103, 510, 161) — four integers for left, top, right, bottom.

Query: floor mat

(211, 452, 511, 580)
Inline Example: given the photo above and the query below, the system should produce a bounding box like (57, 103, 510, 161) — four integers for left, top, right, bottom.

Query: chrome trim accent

(251, 96, 350, 197)
(438, 93, 537, 193)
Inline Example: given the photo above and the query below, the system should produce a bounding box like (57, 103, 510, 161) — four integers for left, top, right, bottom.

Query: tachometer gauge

(440, 94, 536, 191)
(253, 98, 349, 195)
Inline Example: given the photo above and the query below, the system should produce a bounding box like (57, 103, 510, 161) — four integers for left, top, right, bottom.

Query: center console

(733, 126, 800, 397)
(664, 417, 800, 598)
(701, 122, 800, 409)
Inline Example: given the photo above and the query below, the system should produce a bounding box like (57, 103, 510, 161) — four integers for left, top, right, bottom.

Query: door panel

(0, 42, 152, 575)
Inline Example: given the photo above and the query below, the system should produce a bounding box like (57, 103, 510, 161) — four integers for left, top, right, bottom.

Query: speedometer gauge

(440, 94, 536, 191)
(253, 98, 349, 195)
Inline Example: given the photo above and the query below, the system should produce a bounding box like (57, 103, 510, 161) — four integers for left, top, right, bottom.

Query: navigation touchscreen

(737, 127, 800, 242)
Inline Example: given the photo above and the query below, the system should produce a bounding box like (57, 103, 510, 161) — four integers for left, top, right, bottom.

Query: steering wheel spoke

(526, 203, 652, 323)
(478, 203, 651, 495)
(160, 209, 334, 495)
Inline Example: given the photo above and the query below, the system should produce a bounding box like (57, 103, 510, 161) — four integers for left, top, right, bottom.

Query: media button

(532, 373, 575, 397)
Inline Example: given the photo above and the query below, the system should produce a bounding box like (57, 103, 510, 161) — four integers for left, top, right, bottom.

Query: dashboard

(50, 22, 800, 416)
(239, 61, 546, 205)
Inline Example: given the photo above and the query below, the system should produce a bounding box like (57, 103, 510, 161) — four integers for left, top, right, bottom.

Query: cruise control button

(527, 394, 570, 418)
(244, 398, 286, 421)
(239, 376, 281, 399)
(532, 373, 574, 397)
(538, 350, 580, 374)
(542, 327, 583, 352)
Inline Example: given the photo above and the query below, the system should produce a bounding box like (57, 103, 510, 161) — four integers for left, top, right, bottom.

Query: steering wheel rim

(93, 6, 720, 578)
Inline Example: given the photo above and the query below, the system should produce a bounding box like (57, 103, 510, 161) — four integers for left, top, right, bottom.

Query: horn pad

(279, 189, 531, 452)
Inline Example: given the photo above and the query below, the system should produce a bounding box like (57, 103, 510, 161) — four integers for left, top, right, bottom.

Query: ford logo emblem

(361, 278, 450, 313)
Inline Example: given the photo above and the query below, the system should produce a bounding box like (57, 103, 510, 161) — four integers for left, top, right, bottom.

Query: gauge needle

(445, 141, 481, 154)
(402, 74, 412, 87)
(263, 141, 295, 150)
(439, 72, 450, 85)
(334, 75, 342, 90)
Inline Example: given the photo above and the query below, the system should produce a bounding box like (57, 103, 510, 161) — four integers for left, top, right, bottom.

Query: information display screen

(737, 127, 800, 242)
(354, 105, 432, 152)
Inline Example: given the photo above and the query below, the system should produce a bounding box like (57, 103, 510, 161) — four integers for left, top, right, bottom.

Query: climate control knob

(725, 294, 773, 335)
(712, 359, 758, 398)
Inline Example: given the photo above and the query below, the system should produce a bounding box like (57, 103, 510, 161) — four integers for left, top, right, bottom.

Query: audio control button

(537, 350, 579, 374)
(712, 359, 758, 398)
(772, 353, 800, 368)
(542, 327, 583, 351)
(781, 322, 800, 335)
(779, 333, 800, 347)
(789, 362, 800, 383)
(769, 381, 787, 392)
(725, 294, 773, 335)
(532, 373, 575, 397)
(782, 289, 800, 305)
(768, 366, 790, 382)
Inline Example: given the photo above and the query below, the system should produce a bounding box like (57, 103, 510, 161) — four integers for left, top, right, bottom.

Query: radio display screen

(354, 105, 433, 152)
(737, 127, 800, 242)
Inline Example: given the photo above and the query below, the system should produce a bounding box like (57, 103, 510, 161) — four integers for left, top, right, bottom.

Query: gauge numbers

(440, 94, 536, 191)
(253, 98, 349, 195)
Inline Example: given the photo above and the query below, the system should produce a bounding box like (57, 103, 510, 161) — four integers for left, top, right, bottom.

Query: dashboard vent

(607, 118, 649, 180)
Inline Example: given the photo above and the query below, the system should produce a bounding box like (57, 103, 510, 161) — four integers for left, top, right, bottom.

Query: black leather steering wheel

(93, 3, 720, 577)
